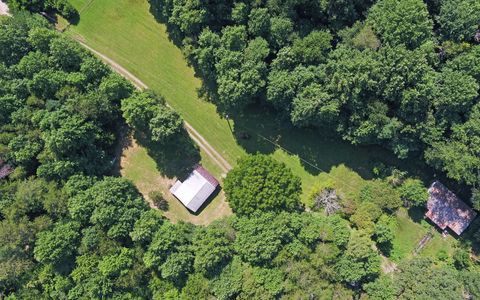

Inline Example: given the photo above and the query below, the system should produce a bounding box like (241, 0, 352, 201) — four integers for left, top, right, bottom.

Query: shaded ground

(232, 106, 434, 182)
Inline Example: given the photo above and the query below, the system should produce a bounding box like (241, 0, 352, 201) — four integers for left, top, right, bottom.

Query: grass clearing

(120, 138, 232, 225)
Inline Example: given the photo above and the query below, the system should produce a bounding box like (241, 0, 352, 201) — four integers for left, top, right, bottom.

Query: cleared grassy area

(390, 208, 457, 262)
(120, 138, 231, 225)
(68, 0, 244, 165)
(390, 208, 428, 261)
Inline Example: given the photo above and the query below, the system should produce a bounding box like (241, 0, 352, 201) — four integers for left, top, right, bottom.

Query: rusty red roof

(194, 165, 219, 187)
(425, 181, 477, 235)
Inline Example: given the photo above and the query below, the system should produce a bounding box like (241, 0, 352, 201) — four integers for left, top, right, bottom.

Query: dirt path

(74, 38, 233, 174)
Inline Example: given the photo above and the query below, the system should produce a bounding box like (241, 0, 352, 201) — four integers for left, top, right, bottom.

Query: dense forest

(1, 1, 480, 299)
(149, 0, 480, 194)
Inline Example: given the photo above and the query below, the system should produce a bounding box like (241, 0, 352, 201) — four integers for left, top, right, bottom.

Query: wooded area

(1, 0, 480, 299)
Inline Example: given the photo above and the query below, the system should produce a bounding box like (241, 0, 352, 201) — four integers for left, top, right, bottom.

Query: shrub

(149, 190, 169, 211)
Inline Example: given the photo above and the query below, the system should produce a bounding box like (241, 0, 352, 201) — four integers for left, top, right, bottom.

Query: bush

(399, 178, 428, 207)
(149, 190, 169, 211)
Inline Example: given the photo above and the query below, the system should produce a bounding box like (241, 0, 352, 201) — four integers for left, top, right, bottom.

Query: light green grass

(391, 208, 428, 261)
(68, 0, 244, 164)
(390, 208, 456, 262)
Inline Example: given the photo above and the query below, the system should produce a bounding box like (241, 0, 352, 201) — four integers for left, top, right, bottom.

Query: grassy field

(120, 138, 231, 225)
(390, 208, 457, 262)
(66, 0, 433, 204)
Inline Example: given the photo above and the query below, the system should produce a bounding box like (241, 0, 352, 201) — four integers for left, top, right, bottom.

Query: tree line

(1, 7, 480, 300)
(149, 0, 480, 195)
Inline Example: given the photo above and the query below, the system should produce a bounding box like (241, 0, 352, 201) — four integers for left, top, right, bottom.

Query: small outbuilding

(0, 0, 10, 16)
(0, 159, 14, 180)
(425, 181, 477, 235)
(169, 165, 219, 212)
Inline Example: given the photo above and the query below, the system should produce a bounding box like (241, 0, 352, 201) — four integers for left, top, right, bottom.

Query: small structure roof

(169, 165, 219, 212)
(0, 0, 10, 16)
(0, 159, 14, 180)
(425, 181, 477, 235)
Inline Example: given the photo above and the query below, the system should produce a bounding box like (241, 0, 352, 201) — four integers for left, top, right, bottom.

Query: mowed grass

(66, 0, 434, 207)
(120, 138, 232, 225)
(390, 208, 457, 262)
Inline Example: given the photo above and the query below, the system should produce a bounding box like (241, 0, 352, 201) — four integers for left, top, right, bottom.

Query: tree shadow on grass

(230, 105, 435, 182)
(147, 0, 185, 48)
(135, 129, 201, 179)
(407, 206, 427, 223)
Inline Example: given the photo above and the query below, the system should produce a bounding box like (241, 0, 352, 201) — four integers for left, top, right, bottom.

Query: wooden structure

(425, 181, 476, 235)
(0, 159, 14, 180)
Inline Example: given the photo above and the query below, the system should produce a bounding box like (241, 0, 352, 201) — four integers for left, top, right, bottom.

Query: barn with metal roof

(169, 165, 219, 212)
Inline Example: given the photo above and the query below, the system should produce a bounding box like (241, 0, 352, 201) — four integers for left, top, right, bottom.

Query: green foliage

(4, 5, 480, 299)
(148, 190, 169, 210)
(373, 214, 396, 255)
(367, 0, 433, 49)
(98, 248, 134, 279)
(395, 258, 462, 299)
(143, 222, 195, 281)
(452, 248, 471, 269)
(461, 270, 480, 299)
(240, 266, 284, 299)
(130, 210, 164, 245)
(121, 91, 183, 143)
(359, 180, 402, 212)
(224, 154, 301, 215)
(291, 30, 333, 65)
(398, 178, 428, 206)
(192, 223, 233, 275)
(0, 16, 131, 180)
(9, 0, 78, 21)
(438, 0, 480, 42)
(232, 212, 293, 265)
(68, 177, 148, 239)
(335, 230, 381, 286)
(364, 276, 396, 300)
(471, 187, 480, 211)
(34, 221, 80, 265)
(210, 257, 243, 300)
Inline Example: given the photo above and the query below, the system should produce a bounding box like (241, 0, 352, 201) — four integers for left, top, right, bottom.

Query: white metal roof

(0, 1, 10, 16)
(170, 169, 217, 212)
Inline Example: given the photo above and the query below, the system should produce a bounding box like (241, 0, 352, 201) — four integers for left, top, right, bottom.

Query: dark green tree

(224, 154, 301, 215)
(438, 0, 480, 42)
(34, 222, 80, 265)
(367, 0, 433, 49)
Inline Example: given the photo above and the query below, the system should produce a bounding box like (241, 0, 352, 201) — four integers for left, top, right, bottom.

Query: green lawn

(390, 208, 457, 262)
(120, 139, 232, 225)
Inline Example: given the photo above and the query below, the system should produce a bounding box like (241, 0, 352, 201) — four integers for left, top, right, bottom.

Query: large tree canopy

(224, 154, 302, 215)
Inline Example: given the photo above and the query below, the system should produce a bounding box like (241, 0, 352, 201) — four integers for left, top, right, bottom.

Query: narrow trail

(74, 38, 232, 174)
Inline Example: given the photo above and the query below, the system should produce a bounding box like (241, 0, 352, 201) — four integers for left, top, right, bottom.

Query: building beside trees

(425, 181, 477, 235)
(170, 165, 219, 212)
